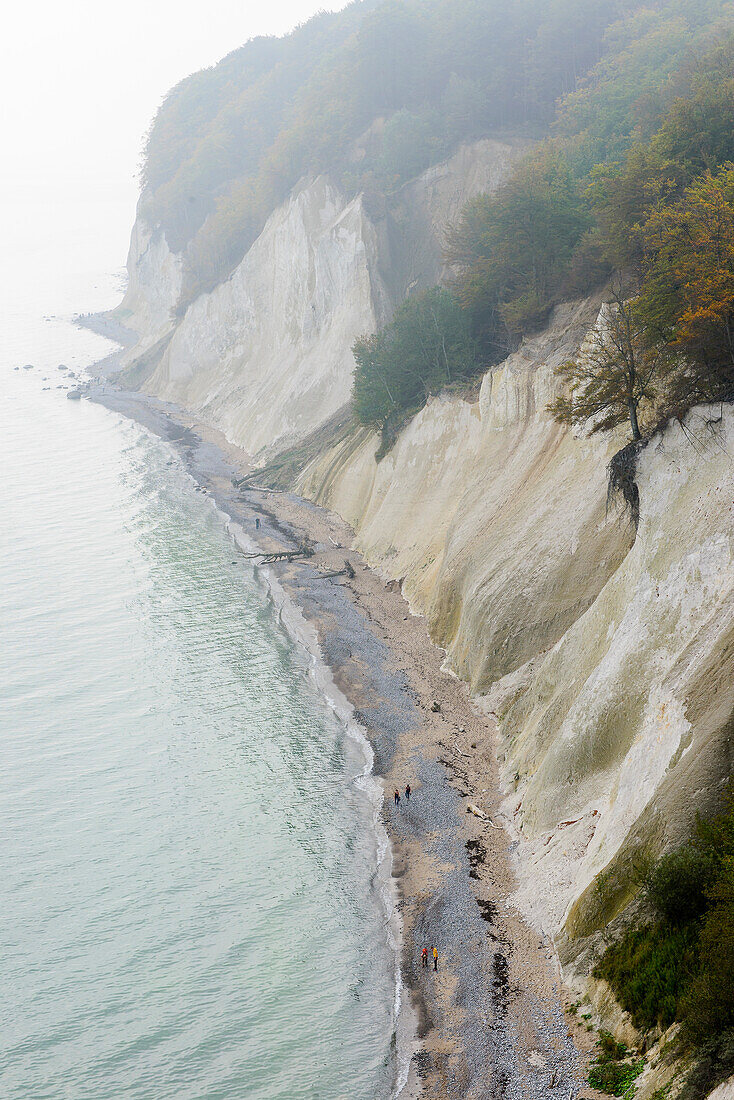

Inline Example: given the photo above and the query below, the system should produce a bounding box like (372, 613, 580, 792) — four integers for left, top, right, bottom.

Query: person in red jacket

(421, 947, 428, 969)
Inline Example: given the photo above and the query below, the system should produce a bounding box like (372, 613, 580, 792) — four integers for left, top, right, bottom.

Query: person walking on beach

(405, 784, 411, 802)
(421, 947, 428, 969)
(394, 788, 401, 807)
(432, 947, 438, 971)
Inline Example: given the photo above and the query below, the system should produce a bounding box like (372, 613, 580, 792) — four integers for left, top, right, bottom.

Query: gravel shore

(87, 378, 593, 1100)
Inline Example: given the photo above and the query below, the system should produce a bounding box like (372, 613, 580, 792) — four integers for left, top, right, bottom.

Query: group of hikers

(421, 946, 439, 971)
(388, 784, 439, 972)
(393, 784, 410, 806)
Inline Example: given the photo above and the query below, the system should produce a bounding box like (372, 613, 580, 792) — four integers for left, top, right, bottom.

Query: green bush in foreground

(594, 921, 699, 1030)
(589, 1059, 645, 1096)
(593, 790, 734, 1095)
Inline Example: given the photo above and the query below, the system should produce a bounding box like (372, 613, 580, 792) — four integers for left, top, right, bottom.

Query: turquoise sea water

(1, 270, 398, 1098)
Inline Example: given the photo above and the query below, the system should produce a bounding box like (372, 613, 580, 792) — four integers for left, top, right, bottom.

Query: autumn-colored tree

(639, 165, 734, 400)
(580, 34, 734, 271)
(549, 287, 666, 441)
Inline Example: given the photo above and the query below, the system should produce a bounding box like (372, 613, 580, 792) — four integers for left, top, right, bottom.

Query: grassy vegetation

(595, 921, 700, 1031)
(588, 1032, 645, 1096)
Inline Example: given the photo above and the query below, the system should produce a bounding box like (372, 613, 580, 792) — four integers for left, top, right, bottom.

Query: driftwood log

(318, 560, 356, 581)
(239, 541, 314, 564)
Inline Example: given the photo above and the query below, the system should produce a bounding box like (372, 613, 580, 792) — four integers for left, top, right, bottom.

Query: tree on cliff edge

(548, 286, 666, 442)
(352, 287, 480, 432)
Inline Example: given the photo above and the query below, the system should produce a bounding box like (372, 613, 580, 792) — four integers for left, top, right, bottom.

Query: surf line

(84, 380, 420, 1098)
(225, 512, 419, 1100)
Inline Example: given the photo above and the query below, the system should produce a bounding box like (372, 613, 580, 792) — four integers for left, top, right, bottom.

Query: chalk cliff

(116, 216, 182, 352)
(116, 139, 526, 459)
(145, 177, 389, 460)
(115, 132, 734, 1038)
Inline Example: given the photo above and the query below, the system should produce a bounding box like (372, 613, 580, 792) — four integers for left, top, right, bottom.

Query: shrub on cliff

(548, 285, 668, 443)
(593, 790, 734, 1069)
(647, 845, 717, 926)
(594, 917, 700, 1030)
(588, 1032, 645, 1096)
(352, 287, 480, 445)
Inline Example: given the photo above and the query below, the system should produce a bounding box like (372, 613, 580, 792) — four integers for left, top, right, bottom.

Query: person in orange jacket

(421, 946, 428, 968)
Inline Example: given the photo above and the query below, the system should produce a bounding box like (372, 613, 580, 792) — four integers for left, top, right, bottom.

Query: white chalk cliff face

(297, 295, 632, 693)
(144, 177, 390, 460)
(116, 209, 182, 351)
(499, 405, 734, 941)
(118, 139, 526, 460)
(383, 137, 531, 298)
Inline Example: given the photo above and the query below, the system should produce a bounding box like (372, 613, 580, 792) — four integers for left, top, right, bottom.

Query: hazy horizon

(0, 0, 351, 299)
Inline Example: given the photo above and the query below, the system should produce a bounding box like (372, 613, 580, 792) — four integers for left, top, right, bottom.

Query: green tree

(447, 148, 589, 348)
(352, 331, 400, 429)
(583, 34, 734, 272)
(378, 109, 444, 186)
(647, 845, 717, 925)
(593, 788, 734, 1054)
(441, 73, 486, 139)
(681, 857, 734, 1045)
(585, 146, 679, 271)
(352, 287, 480, 433)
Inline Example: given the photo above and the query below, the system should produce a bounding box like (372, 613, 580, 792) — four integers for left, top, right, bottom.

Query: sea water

(0, 219, 397, 1098)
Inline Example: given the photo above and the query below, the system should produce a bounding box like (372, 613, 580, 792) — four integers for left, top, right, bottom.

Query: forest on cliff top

(141, 0, 734, 308)
(141, 0, 734, 458)
(354, 25, 734, 454)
